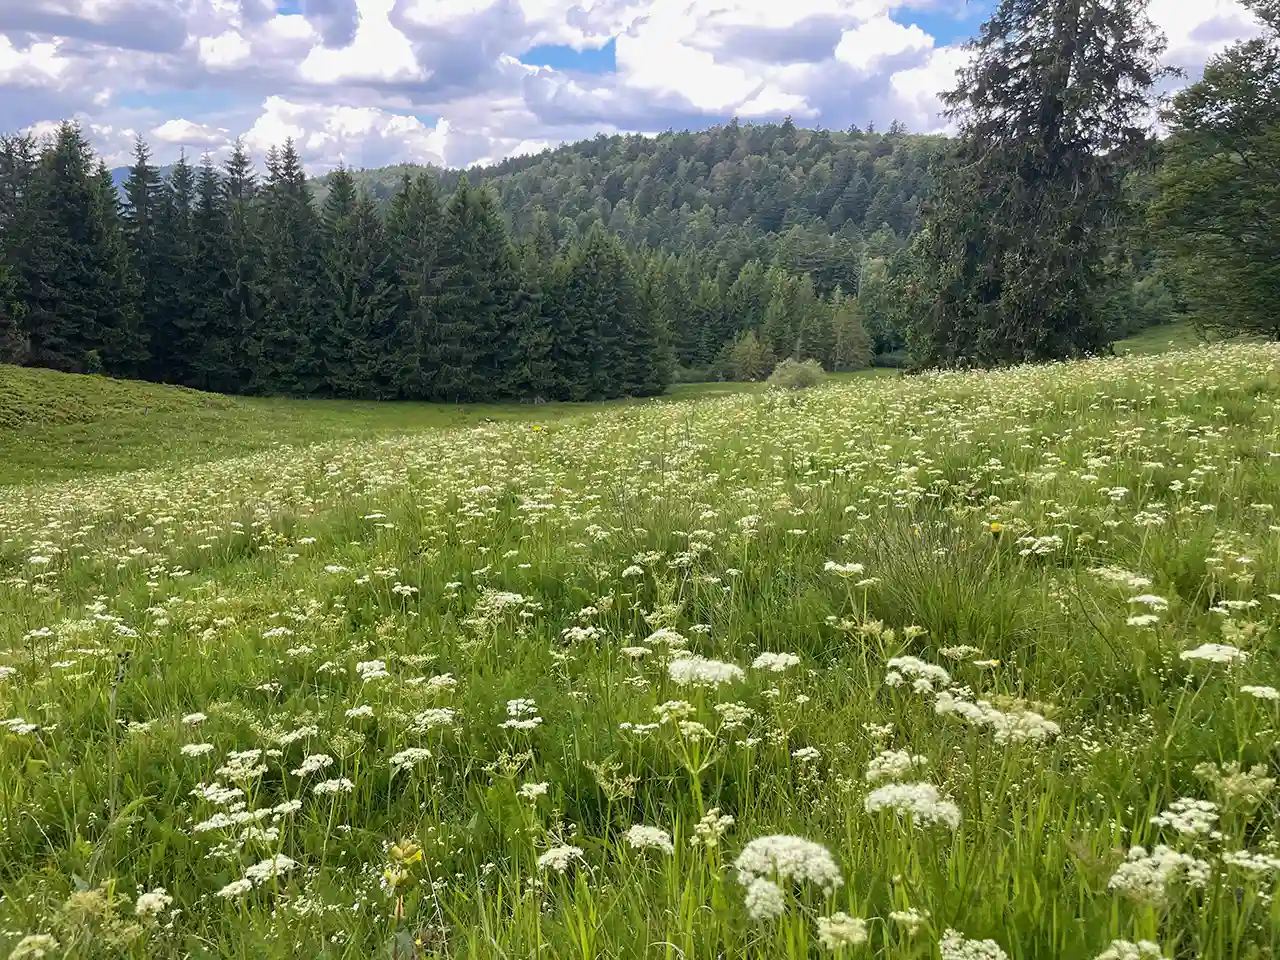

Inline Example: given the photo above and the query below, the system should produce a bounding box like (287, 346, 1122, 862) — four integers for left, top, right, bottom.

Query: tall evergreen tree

(121, 135, 172, 379)
(221, 140, 261, 393)
(908, 0, 1168, 367)
(317, 167, 398, 397)
(186, 155, 241, 392)
(251, 139, 319, 394)
(385, 172, 445, 399)
(0, 133, 38, 364)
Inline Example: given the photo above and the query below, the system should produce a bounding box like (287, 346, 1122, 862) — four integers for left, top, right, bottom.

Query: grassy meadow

(1, 343, 1279, 958)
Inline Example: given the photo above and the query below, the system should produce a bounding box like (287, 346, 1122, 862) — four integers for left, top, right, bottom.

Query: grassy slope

(1, 344, 1279, 958)
(0, 366, 891, 486)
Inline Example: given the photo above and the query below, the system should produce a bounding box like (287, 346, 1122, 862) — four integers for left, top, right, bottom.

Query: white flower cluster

(291, 754, 333, 777)
(817, 913, 868, 949)
(389, 747, 432, 772)
(536, 844, 584, 873)
(668, 655, 745, 688)
(691, 808, 735, 848)
(934, 690, 1060, 744)
(411, 707, 457, 732)
(1241, 684, 1280, 700)
(1095, 940, 1166, 960)
(939, 929, 1009, 960)
(751, 651, 801, 672)
(884, 656, 952, 694)
(1107, 845, 1210, 904)
(1222, 849, 1280, 873)
(356, 659, 390, 681)
(1179, 643, 1248, 665)
(134, 887, 173, 918)
(733, 834, 844, 897)
(864, 749, 927, 784)
(743, 876, 786, 920)
(1149, 797, 1221, 838)
(864, 781, 961, 830)
(624, 824, 674, 854)
(500, 699, 542, 730)
(218, 855, 298, 898)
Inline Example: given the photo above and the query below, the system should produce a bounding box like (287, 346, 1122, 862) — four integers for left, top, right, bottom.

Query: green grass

(0, 366, 890, 486)
(2, 347, 1279, 958)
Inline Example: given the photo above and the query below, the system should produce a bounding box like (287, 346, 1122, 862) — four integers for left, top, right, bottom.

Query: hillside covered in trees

(6, 0, 1279, 406)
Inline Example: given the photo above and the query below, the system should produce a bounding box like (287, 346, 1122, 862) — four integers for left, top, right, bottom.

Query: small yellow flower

(989, 522, 1003, 537)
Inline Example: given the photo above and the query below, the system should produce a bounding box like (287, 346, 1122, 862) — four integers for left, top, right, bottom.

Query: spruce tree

(910, 0, 1168, 367)
(505, 210, 558, 400)
(0, 133, 38, 364)
(385, 172, 445, 399)
(222, 140, 261, 393)
(121, 136, 171, 379)
(433, 179, 522, 401)
(317, 167, 398, 397)
(20, 124, 140, 375)
(164, 153, 201, 385)
(182, 155, 244, 392)
(252, 139, 319, 395)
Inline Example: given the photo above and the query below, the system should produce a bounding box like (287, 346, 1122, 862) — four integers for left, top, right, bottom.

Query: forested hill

(329, 121, 946, 298)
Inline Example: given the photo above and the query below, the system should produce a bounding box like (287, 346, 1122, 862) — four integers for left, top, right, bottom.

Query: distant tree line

(0, 125, 883, 398)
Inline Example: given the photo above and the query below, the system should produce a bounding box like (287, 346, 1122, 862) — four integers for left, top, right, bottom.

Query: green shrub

(767, 357, 826, 390)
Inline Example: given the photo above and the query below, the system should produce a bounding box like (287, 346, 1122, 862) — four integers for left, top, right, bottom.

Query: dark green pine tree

(91, 159, 147, 376)
(163, 153, 201, 385)
(185, 155, 239, 392)
(385, 172, 445, 399)
(317, 167, 398, 398)
(433, 179, 522, 401)
(120, 135, 173, 379)
(557, 225, 643, 400)
(505, 209, 558, 399)
(0, 133, 39, 364)
(20, 124, 141, 375)
(909, 0, 1169, 367)
(222, 140, 261, 393)
(251, 140, 320, 395)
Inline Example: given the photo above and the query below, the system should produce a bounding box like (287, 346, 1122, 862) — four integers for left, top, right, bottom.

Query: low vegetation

(2, 344, 1278, 958)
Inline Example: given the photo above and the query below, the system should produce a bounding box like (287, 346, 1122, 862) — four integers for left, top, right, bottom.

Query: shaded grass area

(0, 365, 892, 486)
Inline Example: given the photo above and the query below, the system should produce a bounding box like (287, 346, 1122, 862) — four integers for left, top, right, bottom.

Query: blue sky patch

(898, 0, 991, 46)
(520, 38, 617, 73)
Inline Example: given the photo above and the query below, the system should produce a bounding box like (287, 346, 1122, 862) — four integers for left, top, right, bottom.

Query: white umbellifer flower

(620, 646, 651, 659)
(1095, 940, 1166, 960)
(517, 781, 549, 801)
(411, 707, 457, 731)
(181, 712, 207, 726)
(536, 845, 584, 873)
(1150, 798, 1220, 837)
(624, 824, 674, 854)
(1107, 845, 1210, 903)
(939, 929, 1009, 960)
(1222, 850, 1280, 873)
(312, 777, 354, 795)
(1180, 643, 1248, 664)
(884, 656, 952, 693)
(645, 628, 689, 648)
(389, 747, 432, 772)
(734, 835, 844, 894)
(792, 746, 821, 762)
(939, 645, 983, 660)
(934, 690, 1059, 744)
(218, 878, 253, 898)
(691, 808, 735, 848)
(823, 561, 866, 577)
(889, 907, 929, 934)
(424, 673, 457, 693)
(864, 749, 927, 784)
(743, 877, 786, 921)
(356, 659, 390, 681)
(864, 782, 962, 830)
(291, 754, 333, 777)
(1128, 594, 1168, 610)
(817, 913, 869, 949)
(0, 666, 16, 681)
(1241, 685, 1280, 700)
(621, 565, 644, 578)
(668, 656, 745, 688)
(181, 743, 215, 757)
(752, 652, 801, 672)
(134, 888, 172, 918)
(500, 698, 542, 730)
(7, 933, 60, 958)
(345, 705, 374, 719)
(244, 855, 297, 885)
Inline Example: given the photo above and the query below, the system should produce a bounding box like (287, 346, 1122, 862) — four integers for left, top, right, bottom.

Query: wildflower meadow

(2, 344, 1279, 958)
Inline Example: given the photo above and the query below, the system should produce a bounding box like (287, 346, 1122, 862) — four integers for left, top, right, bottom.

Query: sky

(0, 0, 1266, 173)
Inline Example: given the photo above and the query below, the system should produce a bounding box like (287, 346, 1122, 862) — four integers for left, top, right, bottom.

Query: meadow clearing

(1, 344, 1279, 958)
